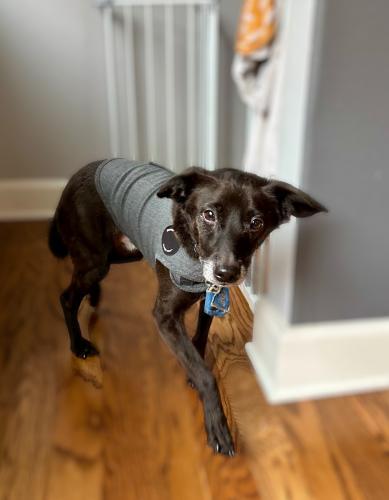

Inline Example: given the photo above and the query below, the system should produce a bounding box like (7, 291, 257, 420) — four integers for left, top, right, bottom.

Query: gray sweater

(95, 158, 206, 293)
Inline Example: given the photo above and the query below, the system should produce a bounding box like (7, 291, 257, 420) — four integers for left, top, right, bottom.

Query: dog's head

(158, 167, 327, 286)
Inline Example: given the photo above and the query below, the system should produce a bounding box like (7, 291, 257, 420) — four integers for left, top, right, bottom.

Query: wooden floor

(1, 222, 389, 500)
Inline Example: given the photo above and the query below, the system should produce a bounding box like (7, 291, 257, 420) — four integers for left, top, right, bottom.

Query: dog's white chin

(201, 259, 246, 287)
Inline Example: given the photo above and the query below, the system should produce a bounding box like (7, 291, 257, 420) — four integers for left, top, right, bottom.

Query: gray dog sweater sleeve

(94, 158, 207, 293)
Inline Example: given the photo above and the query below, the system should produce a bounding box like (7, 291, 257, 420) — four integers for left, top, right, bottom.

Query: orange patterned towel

(235, 0, 277, 55)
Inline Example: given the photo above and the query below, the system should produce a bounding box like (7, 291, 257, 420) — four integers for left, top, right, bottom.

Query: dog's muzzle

(200, 258, 245, 286)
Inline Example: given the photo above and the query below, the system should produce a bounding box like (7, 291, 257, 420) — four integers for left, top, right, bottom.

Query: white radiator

(97, 0, 220, 172)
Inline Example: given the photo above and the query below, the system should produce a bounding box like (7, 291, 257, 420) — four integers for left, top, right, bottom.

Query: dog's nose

(214, 265, 240, 284)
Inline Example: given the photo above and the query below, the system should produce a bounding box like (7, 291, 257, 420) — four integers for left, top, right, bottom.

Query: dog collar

(204, 284, 230, 317)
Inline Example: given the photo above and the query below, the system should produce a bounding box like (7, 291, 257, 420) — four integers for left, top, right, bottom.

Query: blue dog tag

(204, 285, 230, 317)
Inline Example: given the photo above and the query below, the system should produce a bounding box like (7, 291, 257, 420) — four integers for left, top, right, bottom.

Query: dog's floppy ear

(265, 180, 328, 221)
(157, 167, 214, 203)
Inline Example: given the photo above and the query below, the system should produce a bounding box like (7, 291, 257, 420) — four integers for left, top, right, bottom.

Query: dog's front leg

(192, 298, 213, 359)
(153, 302, 234, 455)
(153, 266, 234, 455)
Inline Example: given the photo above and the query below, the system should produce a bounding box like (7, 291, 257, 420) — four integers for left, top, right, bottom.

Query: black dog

(49, 160, 326, 456)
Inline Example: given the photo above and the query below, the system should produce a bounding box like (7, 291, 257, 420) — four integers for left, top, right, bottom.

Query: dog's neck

(172, 207, 198, 260)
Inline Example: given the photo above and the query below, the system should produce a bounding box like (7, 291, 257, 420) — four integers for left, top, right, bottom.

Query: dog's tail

(48, 216, 68, 259)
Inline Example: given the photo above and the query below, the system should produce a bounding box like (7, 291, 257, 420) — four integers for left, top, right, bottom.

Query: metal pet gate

(97, 0, 220, 172)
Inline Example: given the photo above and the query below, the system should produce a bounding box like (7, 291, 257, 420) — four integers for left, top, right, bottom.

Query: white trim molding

(266, 0, 320, 322)
(246, 297, 389, 403)
(0, 179, 67, 221)
(241, 0, 321, 321)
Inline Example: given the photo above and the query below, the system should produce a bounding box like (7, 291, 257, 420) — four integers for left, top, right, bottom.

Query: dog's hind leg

(60, 262, 109, 358)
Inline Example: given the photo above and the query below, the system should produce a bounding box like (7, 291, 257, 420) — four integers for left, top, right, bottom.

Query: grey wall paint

(293, 0, 389, 323)
(0, 0, 110, 179)
(0, 0, 245, 180)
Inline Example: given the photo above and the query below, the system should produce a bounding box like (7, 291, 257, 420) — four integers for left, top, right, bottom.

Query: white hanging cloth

(232, 0, 280, 178)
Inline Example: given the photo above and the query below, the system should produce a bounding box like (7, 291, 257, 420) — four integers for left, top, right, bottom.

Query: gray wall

(0, 0, 244, 179)
(0, 0, 109, 179)
(293, 0, 389, 323)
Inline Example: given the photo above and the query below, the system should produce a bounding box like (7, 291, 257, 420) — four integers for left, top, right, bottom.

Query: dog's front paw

(72, 338, 99, 359)
(205, 407, 235, 457)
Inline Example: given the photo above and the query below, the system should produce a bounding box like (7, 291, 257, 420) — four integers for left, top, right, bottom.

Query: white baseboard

(0, 178, 67, 221)
(246, 297, 389, 403)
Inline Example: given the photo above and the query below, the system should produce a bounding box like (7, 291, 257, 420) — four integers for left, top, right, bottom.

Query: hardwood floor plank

(2, 221, 389, 500)
(0, 223, 59, 500)
(312, 395, 389, 499)
(208, 293, 314, 500)
(206, 288, 388, 500)
(98, 264, 212, 500)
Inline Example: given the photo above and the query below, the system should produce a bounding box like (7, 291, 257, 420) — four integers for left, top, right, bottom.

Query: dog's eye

(250, 216, 264, 231)
(203, 210, 216, 223)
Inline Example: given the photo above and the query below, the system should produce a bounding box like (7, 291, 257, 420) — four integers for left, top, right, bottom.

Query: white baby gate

(97, 0, 220, 172)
